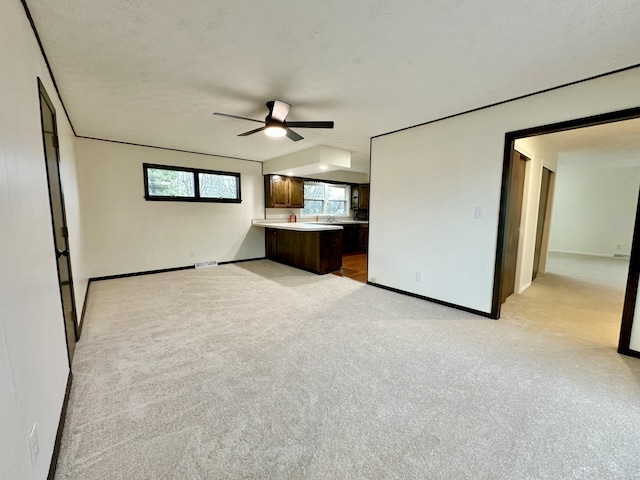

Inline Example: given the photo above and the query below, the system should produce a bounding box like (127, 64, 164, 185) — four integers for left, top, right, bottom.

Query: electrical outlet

(29, 423, 39, 466)
(416, 272, 424, 282)
(369, 277, 376, 283)
(189, 250, 196, 258)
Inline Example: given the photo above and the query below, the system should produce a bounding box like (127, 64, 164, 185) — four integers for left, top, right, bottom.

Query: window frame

(301, 180, 350, 217)
(143, 163, 242, 203)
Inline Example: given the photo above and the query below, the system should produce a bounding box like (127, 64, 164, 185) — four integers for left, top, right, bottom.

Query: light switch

(474, 207, 484, 219)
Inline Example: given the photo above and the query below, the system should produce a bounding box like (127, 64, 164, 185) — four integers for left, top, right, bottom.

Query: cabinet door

(265, 229, 278, 258)
(288, 177, 304, 208)
(358, 185, 370, 210)
(271, 176, 289, 207)
(358, 225, 369, 251)
(342, 225, 359, 253)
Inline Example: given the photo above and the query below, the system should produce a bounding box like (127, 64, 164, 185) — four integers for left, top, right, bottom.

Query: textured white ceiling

(26, 0, 640, 172)
(528, 118, 640, 170)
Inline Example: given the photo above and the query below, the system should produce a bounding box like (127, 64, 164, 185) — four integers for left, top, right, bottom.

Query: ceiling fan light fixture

(215, 100, 333, 143)
(265, 125, 286, 138)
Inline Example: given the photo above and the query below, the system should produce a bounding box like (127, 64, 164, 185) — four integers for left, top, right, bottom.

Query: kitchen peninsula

(252, 221, 343, 274)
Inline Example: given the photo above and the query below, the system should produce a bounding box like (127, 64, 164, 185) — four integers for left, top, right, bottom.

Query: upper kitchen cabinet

(358, 185, 370, 209)
(264, 175, 304, 208)
(352, 184, 370, 210)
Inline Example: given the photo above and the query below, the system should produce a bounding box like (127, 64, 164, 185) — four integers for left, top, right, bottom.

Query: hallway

(501, 252, 629, 347)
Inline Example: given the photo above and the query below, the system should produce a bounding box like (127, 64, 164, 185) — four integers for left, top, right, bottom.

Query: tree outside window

(144, 164, 241, 203)
(148, 168, 194, 197)
(302, 182, 349, 216)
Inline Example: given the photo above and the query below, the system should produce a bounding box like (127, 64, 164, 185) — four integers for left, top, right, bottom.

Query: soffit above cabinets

(263, 146, 350, 177)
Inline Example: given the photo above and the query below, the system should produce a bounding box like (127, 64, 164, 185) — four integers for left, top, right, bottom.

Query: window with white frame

(302, 181, 350, 216)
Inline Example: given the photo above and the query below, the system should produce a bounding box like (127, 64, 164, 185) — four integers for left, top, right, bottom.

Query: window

(302, 181, 349, 216)
(144, 163, 241, 203)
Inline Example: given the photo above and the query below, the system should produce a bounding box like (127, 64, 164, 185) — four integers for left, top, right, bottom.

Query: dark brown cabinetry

(265, 228, 342, 274)
(340, 223, 369, 253)
(264, 175, 304, 208)
(265, 228, 278, 258)
(357, 185, 369, 210)
(358, 224, 369, 251)
(351, 184, 370, 210)
(342, 224, 360, 253)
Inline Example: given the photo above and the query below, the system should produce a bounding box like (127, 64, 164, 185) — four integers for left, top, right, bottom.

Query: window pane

(303, 200, 324, 214)
(147, 168, 194, 197)
(199, 173, 239, 199)
(304, 184, 325, 199)
(327, 200, 347, 215)
(327, 186, 347, 200)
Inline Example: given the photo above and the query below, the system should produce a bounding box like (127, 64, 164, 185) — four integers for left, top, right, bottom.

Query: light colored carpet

(55, 258, 640, 479)
(503, 252, 630, 347)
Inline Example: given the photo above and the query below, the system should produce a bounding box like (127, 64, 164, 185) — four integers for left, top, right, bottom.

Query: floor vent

(613, 254, 630, 259)
(195, 260, 218, 268)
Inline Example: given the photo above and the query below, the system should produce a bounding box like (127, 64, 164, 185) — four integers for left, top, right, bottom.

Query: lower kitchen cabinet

(266, 228, 278, 258)
(359, 224, 369, 251)
(341, 224, 369, 253)
(342, 225, 360, 253)
(265, 228, 342, 274)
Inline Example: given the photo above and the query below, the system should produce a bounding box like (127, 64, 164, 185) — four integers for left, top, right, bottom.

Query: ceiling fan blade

(238, 126, 266, 136)
(285, 128, 304, 142)
(267, 100, 291, 122)
(213, 112, 263, 124)
(285, 121, 334, 129)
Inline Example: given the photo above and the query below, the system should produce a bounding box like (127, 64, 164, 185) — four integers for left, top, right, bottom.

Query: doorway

(38, 79, 78, 366)
(493, 106, 640, 357)
(500, 150, 529, 303)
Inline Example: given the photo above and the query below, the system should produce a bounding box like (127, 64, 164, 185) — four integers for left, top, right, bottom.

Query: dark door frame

(491, 105, 640, 357)
(38, 78, 79, 367)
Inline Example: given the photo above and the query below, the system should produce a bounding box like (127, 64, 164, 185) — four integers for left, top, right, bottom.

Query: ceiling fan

(214, 100, 334, 142)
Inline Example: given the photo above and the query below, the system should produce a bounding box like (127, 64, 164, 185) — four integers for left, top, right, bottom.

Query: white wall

(74, 138, 265, 278)
(0, 0, 87, 478)
(548, 166, 640, 256)
(370, 68, 640, 315)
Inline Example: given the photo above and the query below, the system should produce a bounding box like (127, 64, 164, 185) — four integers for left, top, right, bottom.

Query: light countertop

(252, 221, 343, 232)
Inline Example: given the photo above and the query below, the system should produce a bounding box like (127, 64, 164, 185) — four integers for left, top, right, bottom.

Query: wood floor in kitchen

(334, 252, 368, 283)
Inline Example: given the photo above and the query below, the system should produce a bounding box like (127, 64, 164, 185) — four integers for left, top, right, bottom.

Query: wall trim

(77, 281, 92, 339)
(618, 348, 640, 359)
(20, 1, 76, 135)
(47, 371, 72, 480)
(218, 257, 266, 265)
(372, 63, 640, 140)
(89, 259, 268, 283)
(89, 265, 195, 283)
(77, 136, 262, 164)
(366, 282, 494, 319)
